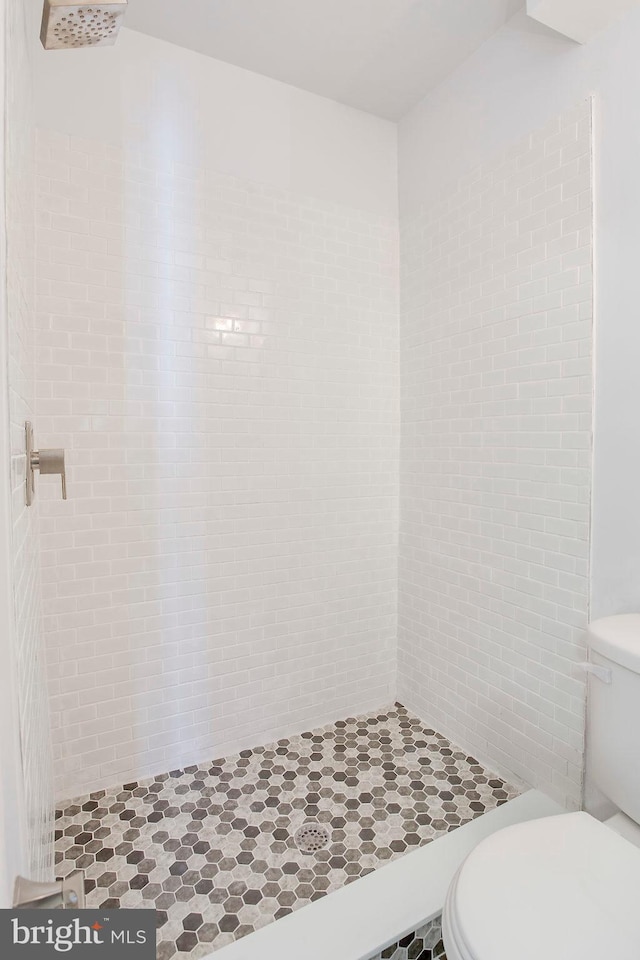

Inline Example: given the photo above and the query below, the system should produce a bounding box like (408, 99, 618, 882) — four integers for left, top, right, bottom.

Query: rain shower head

(40, 0, 128, 50)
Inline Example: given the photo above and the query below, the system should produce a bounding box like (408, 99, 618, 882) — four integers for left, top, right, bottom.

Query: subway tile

(36, 128, 400, 800)
(398, 101, 592, 810)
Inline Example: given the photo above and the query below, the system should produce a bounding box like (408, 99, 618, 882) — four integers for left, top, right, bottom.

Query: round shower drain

(294, 822, 331, 854)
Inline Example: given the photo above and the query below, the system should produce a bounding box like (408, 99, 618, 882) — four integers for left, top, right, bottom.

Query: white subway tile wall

(35, 131, 399, 800)
(398, 102, 593, 808)
(6, 0, 54, 878)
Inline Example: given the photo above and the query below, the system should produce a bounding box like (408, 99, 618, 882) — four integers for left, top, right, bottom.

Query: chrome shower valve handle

(25, 421, 67, 506)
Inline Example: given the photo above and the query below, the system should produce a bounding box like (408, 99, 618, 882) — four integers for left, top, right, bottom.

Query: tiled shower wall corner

(398, 101, 593, 808)
(35, 130, 399, 800)
(5, 0, 54, 879)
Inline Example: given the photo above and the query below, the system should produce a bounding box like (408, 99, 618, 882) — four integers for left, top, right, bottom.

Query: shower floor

(54, 704, 517, 959)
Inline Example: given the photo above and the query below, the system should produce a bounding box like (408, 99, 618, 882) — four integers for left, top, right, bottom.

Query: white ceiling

(124, 0, 523, 121)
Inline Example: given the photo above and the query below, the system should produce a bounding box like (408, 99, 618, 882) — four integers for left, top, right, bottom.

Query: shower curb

(209, 791, 563, 960)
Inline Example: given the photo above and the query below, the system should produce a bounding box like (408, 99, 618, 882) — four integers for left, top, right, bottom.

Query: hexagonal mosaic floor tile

(55, 704, 516, 958)
(375, 915, 446, 960)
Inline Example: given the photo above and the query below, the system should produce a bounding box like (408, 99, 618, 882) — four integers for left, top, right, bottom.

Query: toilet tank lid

(588, 614, 640, 673)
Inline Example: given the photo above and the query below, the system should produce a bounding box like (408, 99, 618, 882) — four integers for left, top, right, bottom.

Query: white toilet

(442, 614, 640, 960)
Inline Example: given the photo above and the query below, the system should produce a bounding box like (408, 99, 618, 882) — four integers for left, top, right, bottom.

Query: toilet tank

(588, 615, 640, 825)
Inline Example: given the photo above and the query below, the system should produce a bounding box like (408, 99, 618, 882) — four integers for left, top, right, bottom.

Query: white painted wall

(34, 29, 399, 800)
(526, 0, 640, 45)
(400, 7, 640, 639)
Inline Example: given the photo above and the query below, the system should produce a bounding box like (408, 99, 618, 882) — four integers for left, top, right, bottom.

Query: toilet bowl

(442, 812, 640, 960)
(443, 615, 640, 960)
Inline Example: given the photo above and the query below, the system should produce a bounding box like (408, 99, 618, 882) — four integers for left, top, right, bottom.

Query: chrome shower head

(40, 0, 128, 50)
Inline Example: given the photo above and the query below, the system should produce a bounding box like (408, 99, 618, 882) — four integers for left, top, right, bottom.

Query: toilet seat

(443, 812, 640, 960)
